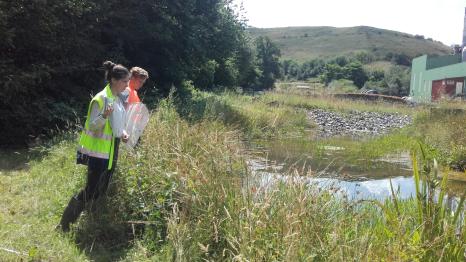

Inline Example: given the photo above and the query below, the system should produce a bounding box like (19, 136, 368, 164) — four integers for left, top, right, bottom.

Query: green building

(410, 54, 466, 102)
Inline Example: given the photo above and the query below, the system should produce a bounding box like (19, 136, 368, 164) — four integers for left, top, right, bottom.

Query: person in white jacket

(58, 61, 130, 232)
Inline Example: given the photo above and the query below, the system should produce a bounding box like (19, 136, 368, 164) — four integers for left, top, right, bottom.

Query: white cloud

(233, 0, 466, 45)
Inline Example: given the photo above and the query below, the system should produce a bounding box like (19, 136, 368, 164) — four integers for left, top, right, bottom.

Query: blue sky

(232, 0, 466, 46)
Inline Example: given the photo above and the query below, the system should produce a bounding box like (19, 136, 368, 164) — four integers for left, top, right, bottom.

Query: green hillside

(248, 26, 452, 62)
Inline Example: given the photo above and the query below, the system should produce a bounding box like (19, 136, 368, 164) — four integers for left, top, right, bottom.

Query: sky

(232, 0, 466, 46)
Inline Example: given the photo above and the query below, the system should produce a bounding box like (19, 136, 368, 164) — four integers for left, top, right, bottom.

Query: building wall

(410, 55, 466, 102)
(410, 55, 429, 101)
(426, 55, 462, 70)
(431, 77, 464, 101)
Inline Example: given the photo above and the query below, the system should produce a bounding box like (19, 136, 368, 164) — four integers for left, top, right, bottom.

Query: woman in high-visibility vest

(58, 61, 131, 232)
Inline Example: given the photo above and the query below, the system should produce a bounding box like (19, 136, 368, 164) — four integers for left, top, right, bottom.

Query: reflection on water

(247, 138, 466, 200)
(248, 159, 417, 201)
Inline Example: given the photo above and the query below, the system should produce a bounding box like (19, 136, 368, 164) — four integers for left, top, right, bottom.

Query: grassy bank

(413, 109, 466, 171)
(261, 87, 418, 115)
(1, 91, 465, 261)
(176, 87, 310, 139)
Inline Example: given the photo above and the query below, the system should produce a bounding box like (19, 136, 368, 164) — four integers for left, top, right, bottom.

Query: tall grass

(374, 148, 466, 261)
(414, 109, 466, 171)
(115, 98, 465, 260)
(1, 90, 464, 261)
(175, 86, 310, 139)
(116, 98, 373, 260)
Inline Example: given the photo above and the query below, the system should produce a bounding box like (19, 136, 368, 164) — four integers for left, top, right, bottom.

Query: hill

(248, 26, 452, 62)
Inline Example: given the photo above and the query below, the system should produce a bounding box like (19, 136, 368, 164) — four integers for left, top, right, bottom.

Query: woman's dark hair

(103, 61, 130, 81)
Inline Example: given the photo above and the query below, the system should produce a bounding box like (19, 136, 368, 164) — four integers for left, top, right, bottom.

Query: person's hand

(122, 130, 130, 143)
(102, 104, 113, 119)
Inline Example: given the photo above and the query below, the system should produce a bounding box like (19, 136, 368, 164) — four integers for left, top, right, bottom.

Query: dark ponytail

(103, 60, 130, 82)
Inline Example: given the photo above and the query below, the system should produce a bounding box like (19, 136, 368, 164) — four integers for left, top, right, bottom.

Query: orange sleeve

(128, 89, 141, 103)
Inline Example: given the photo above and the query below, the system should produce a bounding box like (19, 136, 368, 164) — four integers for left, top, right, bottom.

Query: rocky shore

(308, 109, 412, 138)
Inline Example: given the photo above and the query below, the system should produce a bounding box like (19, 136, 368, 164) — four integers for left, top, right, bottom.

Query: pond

(246, 138, 466, 201)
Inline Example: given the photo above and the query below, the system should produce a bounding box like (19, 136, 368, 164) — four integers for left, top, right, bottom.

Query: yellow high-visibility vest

(77, 84, 116, 170)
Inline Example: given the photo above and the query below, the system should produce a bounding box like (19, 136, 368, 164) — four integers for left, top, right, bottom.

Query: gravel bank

(308, 109, 412, 138)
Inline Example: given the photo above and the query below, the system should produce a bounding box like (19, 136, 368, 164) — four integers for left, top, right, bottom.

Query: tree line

(0, 0, 281, 146)
(281, 52, 411, 95)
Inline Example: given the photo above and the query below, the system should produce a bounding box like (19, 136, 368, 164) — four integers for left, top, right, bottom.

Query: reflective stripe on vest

(77, 146, 109, 159)
(84, 130, 113, 141)
(78, 84, 116, 170)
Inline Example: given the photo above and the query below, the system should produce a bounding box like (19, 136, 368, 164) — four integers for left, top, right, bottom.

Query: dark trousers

(76, 138, 120, 203)
(59, 138, 121, 231)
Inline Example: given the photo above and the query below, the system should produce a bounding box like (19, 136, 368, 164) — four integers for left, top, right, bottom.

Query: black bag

(76, 150, 89, 165)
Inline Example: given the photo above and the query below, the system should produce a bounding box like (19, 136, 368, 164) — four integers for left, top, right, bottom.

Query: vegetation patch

(1, 91, 465, 261)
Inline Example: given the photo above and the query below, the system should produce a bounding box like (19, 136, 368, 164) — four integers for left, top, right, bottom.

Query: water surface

(247, 138, 466, 200)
